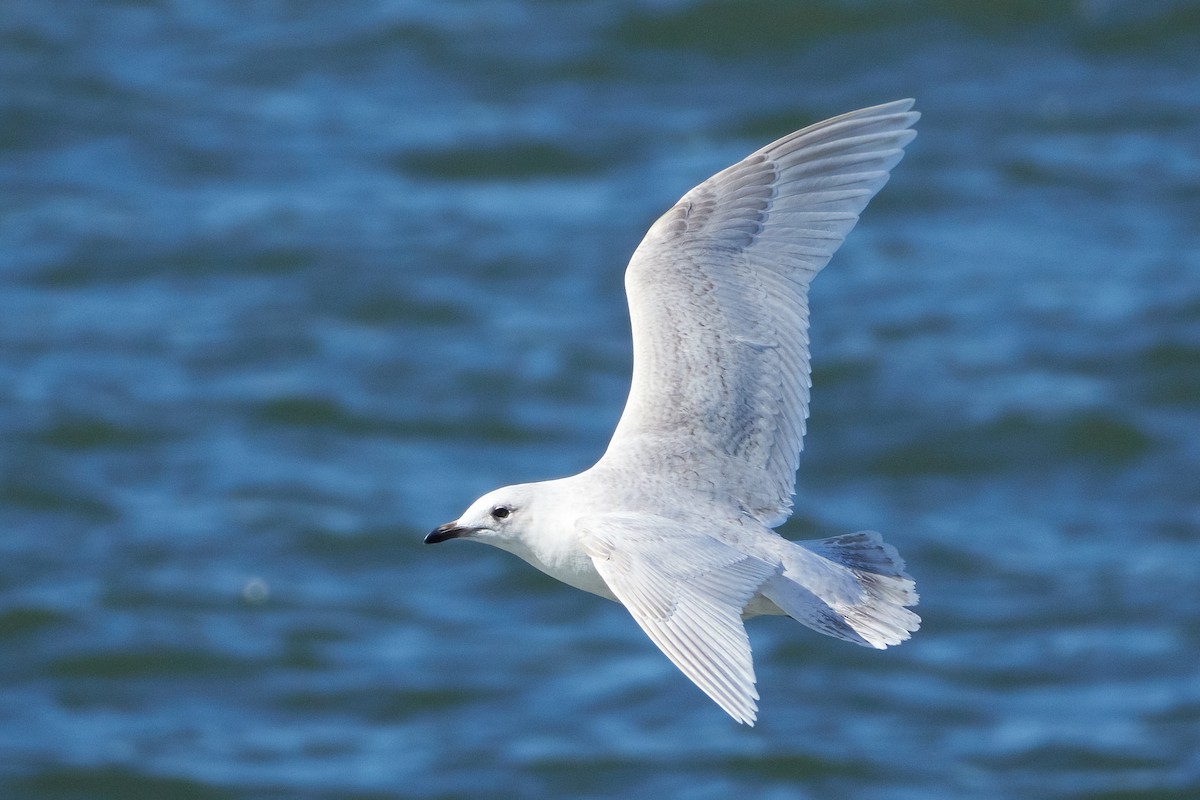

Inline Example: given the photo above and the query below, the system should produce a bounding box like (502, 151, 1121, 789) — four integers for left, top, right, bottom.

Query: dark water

(3, 1, 1199, 798)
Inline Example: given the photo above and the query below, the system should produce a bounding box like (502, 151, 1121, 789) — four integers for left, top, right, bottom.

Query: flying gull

(427, 100, 921, 725)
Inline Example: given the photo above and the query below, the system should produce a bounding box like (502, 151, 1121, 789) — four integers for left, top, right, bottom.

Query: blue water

(3, 2, 1199, 798)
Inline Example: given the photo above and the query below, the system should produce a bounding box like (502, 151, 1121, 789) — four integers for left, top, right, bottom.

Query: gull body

(428, 101, 922, 725)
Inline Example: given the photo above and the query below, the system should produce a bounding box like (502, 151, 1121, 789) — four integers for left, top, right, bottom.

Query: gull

(427, 100, 921, 725)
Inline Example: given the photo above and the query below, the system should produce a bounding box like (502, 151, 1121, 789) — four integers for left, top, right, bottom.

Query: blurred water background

(2, 1, 1199, 798)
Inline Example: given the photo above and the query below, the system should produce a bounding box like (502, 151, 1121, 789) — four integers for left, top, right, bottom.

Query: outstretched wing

(577, 513, 779, 725)
(598, 101, 918, 526)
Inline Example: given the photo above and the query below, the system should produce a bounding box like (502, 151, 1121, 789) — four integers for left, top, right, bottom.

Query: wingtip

(710, 681, 761, 727)
(870, 98, 920, 129)
(885, 97, 917, 112)
(729, 703, 759, 726)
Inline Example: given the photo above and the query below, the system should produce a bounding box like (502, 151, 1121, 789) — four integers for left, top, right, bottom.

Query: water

(3, 2, 1198, 798)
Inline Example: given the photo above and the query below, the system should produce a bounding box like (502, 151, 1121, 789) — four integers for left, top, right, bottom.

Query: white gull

(427, 100, 921, 725)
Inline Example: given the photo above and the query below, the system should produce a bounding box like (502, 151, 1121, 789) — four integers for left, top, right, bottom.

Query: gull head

(425, 484, 538, 547)
(426, 477, 616, 601)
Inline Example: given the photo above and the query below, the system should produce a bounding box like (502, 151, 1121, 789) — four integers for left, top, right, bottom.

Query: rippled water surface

(3, 2, 1199, 798)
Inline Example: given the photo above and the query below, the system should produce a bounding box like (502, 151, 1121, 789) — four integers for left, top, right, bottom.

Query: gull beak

(425, 521, 469, 544)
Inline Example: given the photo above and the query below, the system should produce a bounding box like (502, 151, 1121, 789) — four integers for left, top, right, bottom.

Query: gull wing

(598, 100, 918, 526)
(577, 513, 779, 725)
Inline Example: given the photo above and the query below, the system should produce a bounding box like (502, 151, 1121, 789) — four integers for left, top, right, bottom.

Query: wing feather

(578, 513, 779, 725)
(598, 100, 918, 525)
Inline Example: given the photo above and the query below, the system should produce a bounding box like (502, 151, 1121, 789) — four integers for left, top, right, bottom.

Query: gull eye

(490, 505, 511, 520)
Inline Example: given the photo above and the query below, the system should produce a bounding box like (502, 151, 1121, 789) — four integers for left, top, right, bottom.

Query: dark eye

(491, 505, 511, 520)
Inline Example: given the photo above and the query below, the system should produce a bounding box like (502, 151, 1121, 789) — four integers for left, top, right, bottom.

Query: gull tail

(760, 531, 920, 648)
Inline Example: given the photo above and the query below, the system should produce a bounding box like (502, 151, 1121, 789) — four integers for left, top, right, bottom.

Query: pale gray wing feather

(577, 513, 780, 725)
(599, 101, 918, 526)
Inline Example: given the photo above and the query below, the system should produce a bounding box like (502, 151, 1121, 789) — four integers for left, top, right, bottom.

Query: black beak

(425, 522, 469, 544)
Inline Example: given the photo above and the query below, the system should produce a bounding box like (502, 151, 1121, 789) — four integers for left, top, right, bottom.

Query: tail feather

(760, 531, 920, 649)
